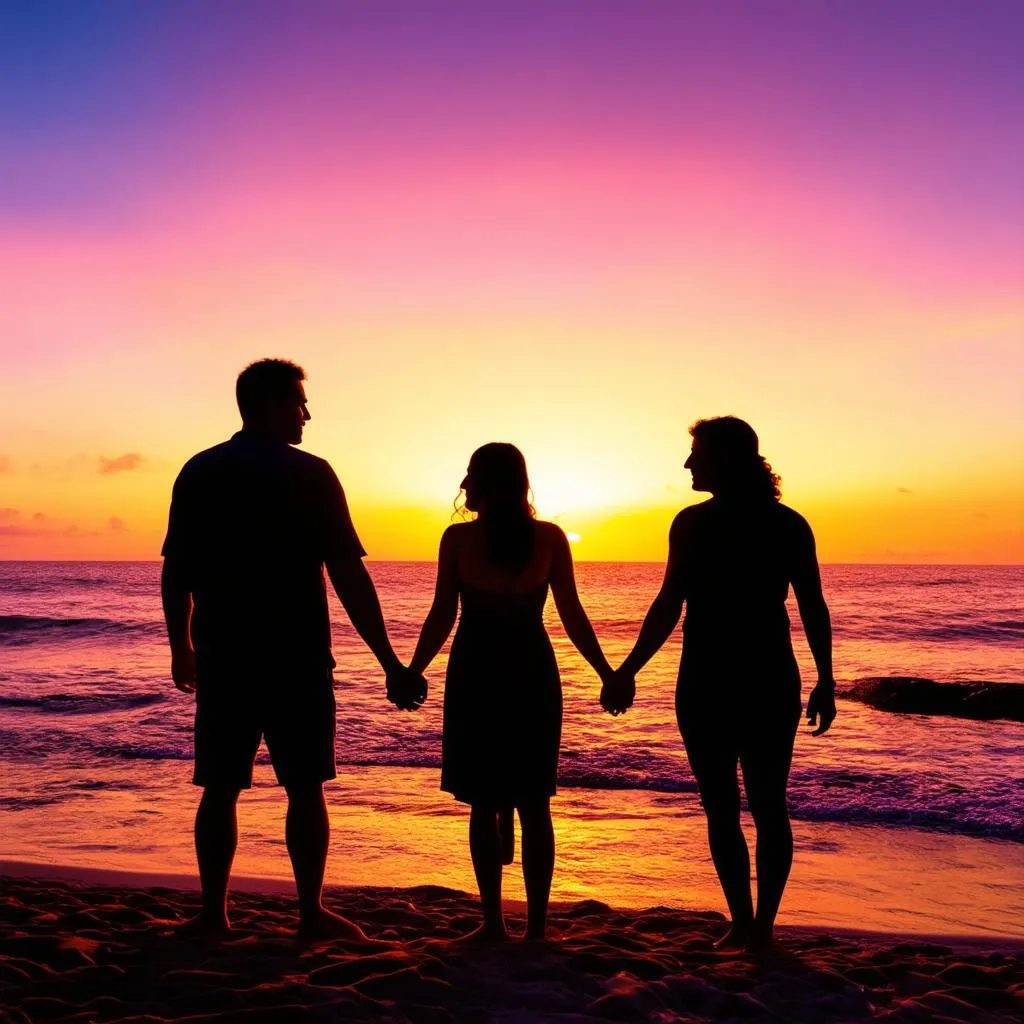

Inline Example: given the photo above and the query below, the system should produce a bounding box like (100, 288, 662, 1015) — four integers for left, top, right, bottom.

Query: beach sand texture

(3, 873, 1023, 1023)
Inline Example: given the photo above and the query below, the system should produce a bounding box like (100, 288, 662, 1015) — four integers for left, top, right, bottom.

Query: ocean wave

(910, 620, 1024, 644)
(0, 795, 63, 810)
(0, 692, 168, 714)
(0, 615, 161, 645)
(840, 677, 1024, 722)
(787, 766, 1024, 843)
(4, 730, 1019, 843)
(92, 742, 193, 761)
(337, 756, 1023, 842)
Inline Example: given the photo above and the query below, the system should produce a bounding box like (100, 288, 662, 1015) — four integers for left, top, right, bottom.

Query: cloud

(896, 487, 913, 494)
(109, 516, 127, 532)
(98, 453, 143, 475)
(0, 508, 96, 538)
(0, 457, 11, 474)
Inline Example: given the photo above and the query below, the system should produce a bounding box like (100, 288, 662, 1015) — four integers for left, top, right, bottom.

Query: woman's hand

(600, 668, 636, 716)
(806, 681, 837, 736)
(387, 666, 428, 711)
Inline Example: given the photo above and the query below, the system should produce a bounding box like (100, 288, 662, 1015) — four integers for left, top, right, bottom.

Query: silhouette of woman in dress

(605, 417, 837, 951)
(410, 443, 614, 941)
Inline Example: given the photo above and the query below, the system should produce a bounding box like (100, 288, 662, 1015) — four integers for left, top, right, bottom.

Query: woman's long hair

(456, 443, 537, 573)
(690, 416, 782, 501)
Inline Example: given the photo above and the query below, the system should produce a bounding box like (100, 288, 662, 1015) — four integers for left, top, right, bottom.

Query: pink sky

(1, 1, 1021, 560)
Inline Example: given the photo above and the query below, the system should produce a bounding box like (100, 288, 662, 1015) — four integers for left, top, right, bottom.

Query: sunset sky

(1, 0, 1021, 562)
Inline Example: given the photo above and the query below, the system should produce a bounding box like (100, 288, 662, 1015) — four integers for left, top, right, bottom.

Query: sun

(566, 532, 581, 543)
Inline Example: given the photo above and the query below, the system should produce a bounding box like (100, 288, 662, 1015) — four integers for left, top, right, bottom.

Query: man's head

(235, 359, 310, 445)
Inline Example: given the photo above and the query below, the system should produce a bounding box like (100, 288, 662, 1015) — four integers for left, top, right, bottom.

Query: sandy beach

(3, 864, 1022, 1023)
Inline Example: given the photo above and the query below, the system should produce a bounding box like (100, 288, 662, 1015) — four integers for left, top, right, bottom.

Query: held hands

(386, 665, 428, 712)
(171, 644, 197, 694)
(806, 680, 837, 736)
(600, 666, 636, 716)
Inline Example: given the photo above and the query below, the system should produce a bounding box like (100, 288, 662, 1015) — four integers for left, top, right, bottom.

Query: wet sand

(2, 866, 1022, 1023)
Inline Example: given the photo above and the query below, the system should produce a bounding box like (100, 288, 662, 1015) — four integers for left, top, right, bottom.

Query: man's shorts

(192, 667, 337, 790)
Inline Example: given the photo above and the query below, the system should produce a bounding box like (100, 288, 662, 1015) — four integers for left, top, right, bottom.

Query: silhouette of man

(161, 358, 425, 938)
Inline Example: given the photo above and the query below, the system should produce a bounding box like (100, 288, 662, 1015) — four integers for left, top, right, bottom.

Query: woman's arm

(549, 526, 613, 681)
(790, 514, 837, 736)
(409, 527, 461, 676)
(619, 512, 688, 678)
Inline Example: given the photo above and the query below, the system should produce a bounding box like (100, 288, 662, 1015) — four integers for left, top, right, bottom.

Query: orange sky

(1, 3, 1022, 563)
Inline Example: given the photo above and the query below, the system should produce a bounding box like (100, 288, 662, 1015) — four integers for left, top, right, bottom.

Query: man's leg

(285, 782, 368, 940)
(184, 785, 240, 934)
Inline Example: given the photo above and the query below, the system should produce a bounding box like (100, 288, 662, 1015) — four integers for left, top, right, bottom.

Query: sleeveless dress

(441, 580, 562, 806)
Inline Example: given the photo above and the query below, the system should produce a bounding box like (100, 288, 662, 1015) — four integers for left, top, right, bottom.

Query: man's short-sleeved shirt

(162, 431, 365, 671)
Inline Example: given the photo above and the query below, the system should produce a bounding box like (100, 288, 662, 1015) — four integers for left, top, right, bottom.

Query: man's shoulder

(282, 444, 334, 475)
(181, 437, 334, 477)
(175, 439, 236, 481)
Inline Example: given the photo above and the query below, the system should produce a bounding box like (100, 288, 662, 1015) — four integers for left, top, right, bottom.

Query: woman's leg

(681, 712, 754, 946)
(739, 703, 800, 949)
(518, 799, 555, 939)
(468, 803, 508, 938)
(498, 805, 515, 865)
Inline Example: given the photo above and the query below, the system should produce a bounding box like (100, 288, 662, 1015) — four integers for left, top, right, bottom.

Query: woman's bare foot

(745, 925, 777, 954)
(174, 912, 230, 938)
(452, 921, 510, 945)
(713, 921, 752, 950)
(297, 907, 375, 942)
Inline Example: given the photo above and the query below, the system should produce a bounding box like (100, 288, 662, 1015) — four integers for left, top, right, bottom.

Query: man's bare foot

(297, 907, 375, 942)
(174, 912, 230, 938)
(713, 921, 752, 950)
(451, 922, 510, 945)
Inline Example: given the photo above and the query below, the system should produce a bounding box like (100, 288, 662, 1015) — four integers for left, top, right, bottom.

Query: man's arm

(161, 468, 197, 694)
(325, 556, 403, 676)
(161, 556, 196, 694)
(317, 463, 401, 674)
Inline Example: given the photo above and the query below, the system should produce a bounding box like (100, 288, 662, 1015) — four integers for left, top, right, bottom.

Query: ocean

(2, 561, 1022, 937)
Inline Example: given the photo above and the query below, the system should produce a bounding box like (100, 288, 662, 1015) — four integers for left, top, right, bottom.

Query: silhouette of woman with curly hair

(606, 417, 837, 951)
(410, 443, 613, 941)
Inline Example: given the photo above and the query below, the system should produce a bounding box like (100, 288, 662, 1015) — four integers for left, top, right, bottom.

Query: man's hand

(806, 681, 837, 736)
(171, 645, 197, 694)
(601, 668, 636, 716)
(387, 666, 428, 711)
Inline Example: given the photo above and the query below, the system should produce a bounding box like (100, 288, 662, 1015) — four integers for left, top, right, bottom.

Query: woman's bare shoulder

(534, 520, 568, 546)
(441, 520, 478, 547)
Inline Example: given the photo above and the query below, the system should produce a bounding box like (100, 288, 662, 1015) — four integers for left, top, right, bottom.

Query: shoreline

(4, 858, 1023, 956)
(5, 764, 1023, 941)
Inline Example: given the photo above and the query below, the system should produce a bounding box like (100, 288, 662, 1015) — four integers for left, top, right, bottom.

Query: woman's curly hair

(689, 416, 781, 501)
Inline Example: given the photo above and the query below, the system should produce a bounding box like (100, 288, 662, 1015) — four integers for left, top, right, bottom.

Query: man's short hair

(235, 359, 306, 422)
